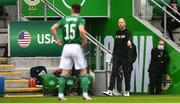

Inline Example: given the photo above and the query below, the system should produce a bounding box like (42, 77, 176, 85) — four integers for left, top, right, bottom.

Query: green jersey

(56, 15, 85, 44)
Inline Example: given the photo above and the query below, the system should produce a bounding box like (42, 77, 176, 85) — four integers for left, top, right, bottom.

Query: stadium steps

(5, 88, 43, 92)
(0, 57, 8, 61)
(5, 79, 29, 83)
(4, 79, 43, 97)
(0, 57, 44, 97)
(0, 63, 15, 71)
(0, 71, 22, 79)
(0, 71, 21, 74)
(0, 60, 10, 64)
(0, 64, 15, 68)
(4, 92, 43, 97)
(5, 79, 29, 88)
(150, 18, 180, 45)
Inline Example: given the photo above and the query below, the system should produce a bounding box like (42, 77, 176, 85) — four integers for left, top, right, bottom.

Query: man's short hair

(118, 18, 126, 25)
(71, 4, 81, 13)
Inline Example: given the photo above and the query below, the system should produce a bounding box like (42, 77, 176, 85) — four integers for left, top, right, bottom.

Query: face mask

(158, 45, 164, 50)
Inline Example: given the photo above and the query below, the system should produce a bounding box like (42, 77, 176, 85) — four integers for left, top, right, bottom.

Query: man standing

(148, 40, 169, 94)
(102, 18, 132, 96)
(115, 41, 137, 96)
(51, 4, 91, 101)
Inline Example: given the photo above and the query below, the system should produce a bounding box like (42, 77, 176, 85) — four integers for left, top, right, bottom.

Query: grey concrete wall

(0, 5, 17, 28)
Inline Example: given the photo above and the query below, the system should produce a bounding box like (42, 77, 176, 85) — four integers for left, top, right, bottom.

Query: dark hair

(170, 0, 177, 4)
(71, 4, 81, 13)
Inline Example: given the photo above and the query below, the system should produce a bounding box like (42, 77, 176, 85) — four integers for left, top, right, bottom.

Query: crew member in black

(148, 40, 169, 94)
(116, 40, 137, 95)
(102, 18, 132, 96)
(161, 0, 180, 41)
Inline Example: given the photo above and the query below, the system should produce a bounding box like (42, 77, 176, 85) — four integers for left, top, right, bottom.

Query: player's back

(60, 15, 85, 44)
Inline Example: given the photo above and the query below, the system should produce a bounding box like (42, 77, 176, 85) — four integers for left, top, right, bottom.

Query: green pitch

(0, 95, 180, 103)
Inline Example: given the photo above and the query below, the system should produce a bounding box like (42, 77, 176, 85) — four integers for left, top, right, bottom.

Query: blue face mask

(158, 45, 164, 50)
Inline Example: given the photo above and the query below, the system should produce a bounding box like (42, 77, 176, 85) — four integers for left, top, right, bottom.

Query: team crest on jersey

(24, 0, 40, 10)
(62, 0, 86, 9)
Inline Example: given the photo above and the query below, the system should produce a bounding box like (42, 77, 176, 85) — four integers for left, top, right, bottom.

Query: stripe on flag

(18, 31, 31, 48)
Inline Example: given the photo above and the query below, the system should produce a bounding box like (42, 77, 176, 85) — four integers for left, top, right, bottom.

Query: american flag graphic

(18, 31, 31, 48)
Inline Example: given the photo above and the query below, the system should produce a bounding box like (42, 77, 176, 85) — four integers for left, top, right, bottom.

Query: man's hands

(56, 39, 63, 46)
(51, 24, 62, 46)
(127, 40, 132, 48)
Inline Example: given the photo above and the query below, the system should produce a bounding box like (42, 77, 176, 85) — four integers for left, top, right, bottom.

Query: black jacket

(128, 42, 137, 65)
(148, 48, 169, 74)
(161, 5, 180, 28)
(113, 29, 132, 59)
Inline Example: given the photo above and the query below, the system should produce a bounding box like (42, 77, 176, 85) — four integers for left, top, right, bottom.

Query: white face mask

(158, 45, 164, 50)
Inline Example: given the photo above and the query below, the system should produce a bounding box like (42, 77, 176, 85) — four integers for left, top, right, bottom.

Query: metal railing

(151, 0, 180, 23)
(40, 0, 112, 90)
(150, 0, 180, 36)
(161, 0, 180, 16)
(40, 0, 112, 55)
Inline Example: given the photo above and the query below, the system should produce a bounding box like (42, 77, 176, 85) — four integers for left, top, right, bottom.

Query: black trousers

(116, 66, 123, 93)
(108, 58, 131, 92)
(116, 65, 132, 92)
(149, 72, 163, 94)
(162, 20, 180, 41)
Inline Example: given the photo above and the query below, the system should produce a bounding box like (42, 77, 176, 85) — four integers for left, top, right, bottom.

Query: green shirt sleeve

(79, 18, 86, 26)
(56, 19, 64, 27)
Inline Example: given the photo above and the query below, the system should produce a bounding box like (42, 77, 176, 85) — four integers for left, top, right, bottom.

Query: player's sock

(80, 74, 89, 93)
(58, 93, 64, 98)
(58, 75, 66, 93)
(58, 93, 67, 101)
(82, 92, 92, 100)
(82, 92, 88, 97)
